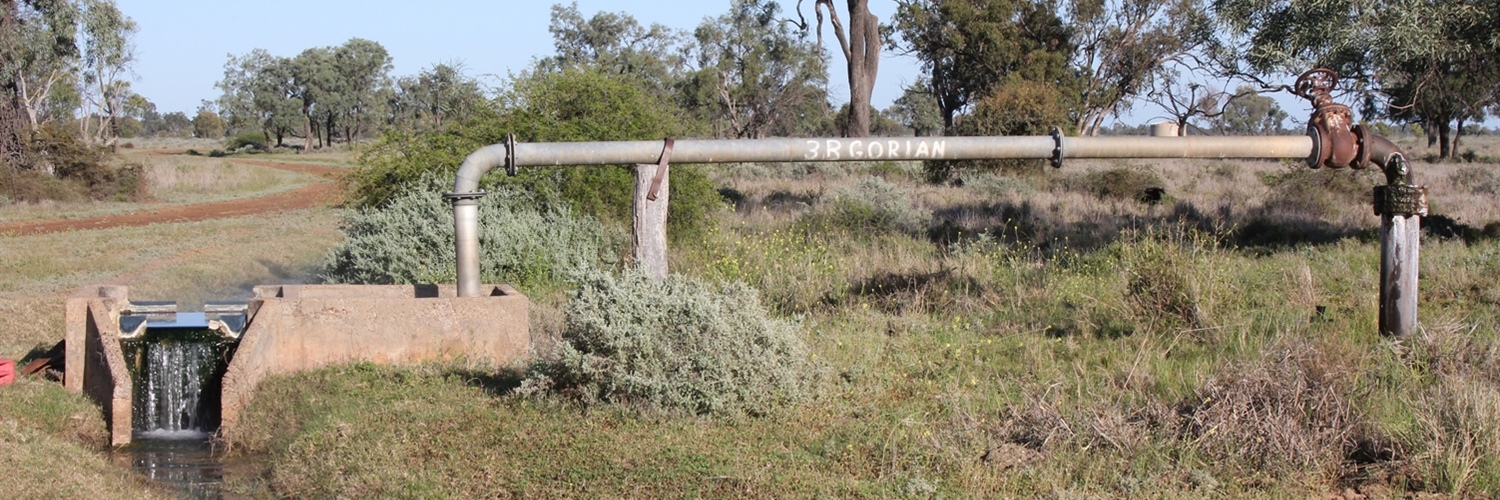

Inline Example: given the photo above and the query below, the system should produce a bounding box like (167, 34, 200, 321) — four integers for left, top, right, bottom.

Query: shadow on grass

(927, 196, 1376, 254)
(447, 366, 527, 398)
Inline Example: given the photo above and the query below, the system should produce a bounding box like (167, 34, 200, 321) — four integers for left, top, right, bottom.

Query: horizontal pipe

(505, 135, 1315, 167)
(449, 133, 1316, 296)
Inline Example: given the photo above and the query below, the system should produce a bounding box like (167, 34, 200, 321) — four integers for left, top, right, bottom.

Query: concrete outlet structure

(65, 284, 531, 446)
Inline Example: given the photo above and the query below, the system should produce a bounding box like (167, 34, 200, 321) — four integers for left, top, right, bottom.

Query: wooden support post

(1374, 180, 1427, 337)
(633, 140, 673, 281)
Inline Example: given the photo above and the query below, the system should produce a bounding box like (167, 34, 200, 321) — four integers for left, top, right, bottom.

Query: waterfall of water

(134, 340, 218, 436)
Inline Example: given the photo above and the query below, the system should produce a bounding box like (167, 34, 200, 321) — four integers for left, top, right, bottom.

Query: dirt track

(0, 158, 344, 236)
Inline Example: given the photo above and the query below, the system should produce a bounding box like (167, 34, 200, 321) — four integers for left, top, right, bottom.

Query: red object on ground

(0, 359, 14, 386)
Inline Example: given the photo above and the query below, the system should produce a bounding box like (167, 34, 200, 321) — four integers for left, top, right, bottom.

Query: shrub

(519, 269, 817, 416)
(1451, 165, 1500, 195)
(803, 176, 931, 236)
(227, 131, 269, 152)
(320, 174, 622, 291)
(1064, 164, 1166, 203)
(1115, 226, 1222, 331)
(13, 125, 146, 202)
(961, 172, 1037, 198)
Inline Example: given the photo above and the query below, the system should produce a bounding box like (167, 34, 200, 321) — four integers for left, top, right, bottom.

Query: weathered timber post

(1374, 157, 1426, 337)
(632, 139, 673, 281)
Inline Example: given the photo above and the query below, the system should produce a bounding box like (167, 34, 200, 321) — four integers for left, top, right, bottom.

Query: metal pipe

(448, 134, 1317, 296)
(453, 199, 482, 298)
(500, 135, 1313, 166)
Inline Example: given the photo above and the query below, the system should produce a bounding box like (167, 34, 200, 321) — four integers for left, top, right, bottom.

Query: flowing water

(119, 313, 249, 497)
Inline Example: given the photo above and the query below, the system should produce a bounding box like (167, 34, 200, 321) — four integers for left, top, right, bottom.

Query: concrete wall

(217, 284, 530, 439)
(64, 285, 134, 447)
(64, 283, 532, 447)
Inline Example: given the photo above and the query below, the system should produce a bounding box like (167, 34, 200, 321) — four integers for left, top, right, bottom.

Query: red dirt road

(0, 158, 345, 236)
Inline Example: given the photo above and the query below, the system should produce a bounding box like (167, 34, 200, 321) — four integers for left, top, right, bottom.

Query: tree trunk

(1454, 117, 1465, 154)
(302, 107, 313, 152)
(1437, 121, 1451, 159)
(817, 0, 879, 138)
(845, 0, 878, 138)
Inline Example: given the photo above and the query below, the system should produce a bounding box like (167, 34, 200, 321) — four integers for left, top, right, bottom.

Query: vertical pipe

(453, 199, 482, 297)
(1378, 213, 1420, 336)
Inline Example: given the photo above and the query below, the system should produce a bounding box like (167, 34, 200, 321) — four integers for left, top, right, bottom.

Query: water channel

(116, 310, 263, 498)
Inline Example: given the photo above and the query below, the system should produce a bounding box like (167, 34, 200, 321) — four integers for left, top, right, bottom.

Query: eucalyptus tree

(390, 62, 487, 132)
(1067, 0, 1211, 136)
(544, 2, 686, 97)
(77, 0, 134, 145)
(887, 0, 1077, 134)
(1211, 0, 1500, 157)
(216, 48, 301, 146)
(886, 77, 942, 136)
(1210, 85, 1288, 135)
(792, 0, 880, 137)
(4, 0, 79, 129)
(329, 38, 391, 144)
(685, 0, 831, 138)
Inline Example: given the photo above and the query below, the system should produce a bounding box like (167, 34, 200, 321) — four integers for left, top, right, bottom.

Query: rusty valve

(1295, 68, 1371, 170)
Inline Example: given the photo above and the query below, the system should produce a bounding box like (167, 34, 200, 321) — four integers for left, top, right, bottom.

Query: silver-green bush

(320, 174, 622, 289)
(521, 270, 818, 416)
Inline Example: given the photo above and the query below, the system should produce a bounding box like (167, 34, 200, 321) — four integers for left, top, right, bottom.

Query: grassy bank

(230, 153, 1500, 496)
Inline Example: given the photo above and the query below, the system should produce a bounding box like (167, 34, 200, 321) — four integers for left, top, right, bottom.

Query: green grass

(0, 379, 165, 498)
(233, 192, 1500, 496)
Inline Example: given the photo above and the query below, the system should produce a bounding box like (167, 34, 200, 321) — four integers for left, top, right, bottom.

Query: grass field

(4, 135, 1499, 497)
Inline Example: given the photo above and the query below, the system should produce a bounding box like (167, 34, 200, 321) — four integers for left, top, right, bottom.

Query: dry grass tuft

(1182, 338, 1369, 484)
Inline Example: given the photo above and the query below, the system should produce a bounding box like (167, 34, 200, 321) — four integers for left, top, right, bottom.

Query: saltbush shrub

(520, 270, 818, 416)
(962, 172, 1038, 198)
(320, 174, 622, 290)
(803, 176, 931, 236)
(1452, 165, 1500, 195)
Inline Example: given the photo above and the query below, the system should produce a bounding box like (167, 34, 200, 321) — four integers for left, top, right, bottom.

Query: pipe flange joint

(1049, 127, 1063, 169)
(1373, 184, 1428, 217)
(1305, 124, 1323, 169)
(505, 133, 518, 176)
(443, 191, 487, 205)
(1352, 124, 1372, 170)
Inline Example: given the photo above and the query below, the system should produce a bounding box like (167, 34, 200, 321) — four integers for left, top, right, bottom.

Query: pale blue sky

(115, 0, 927, 117)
